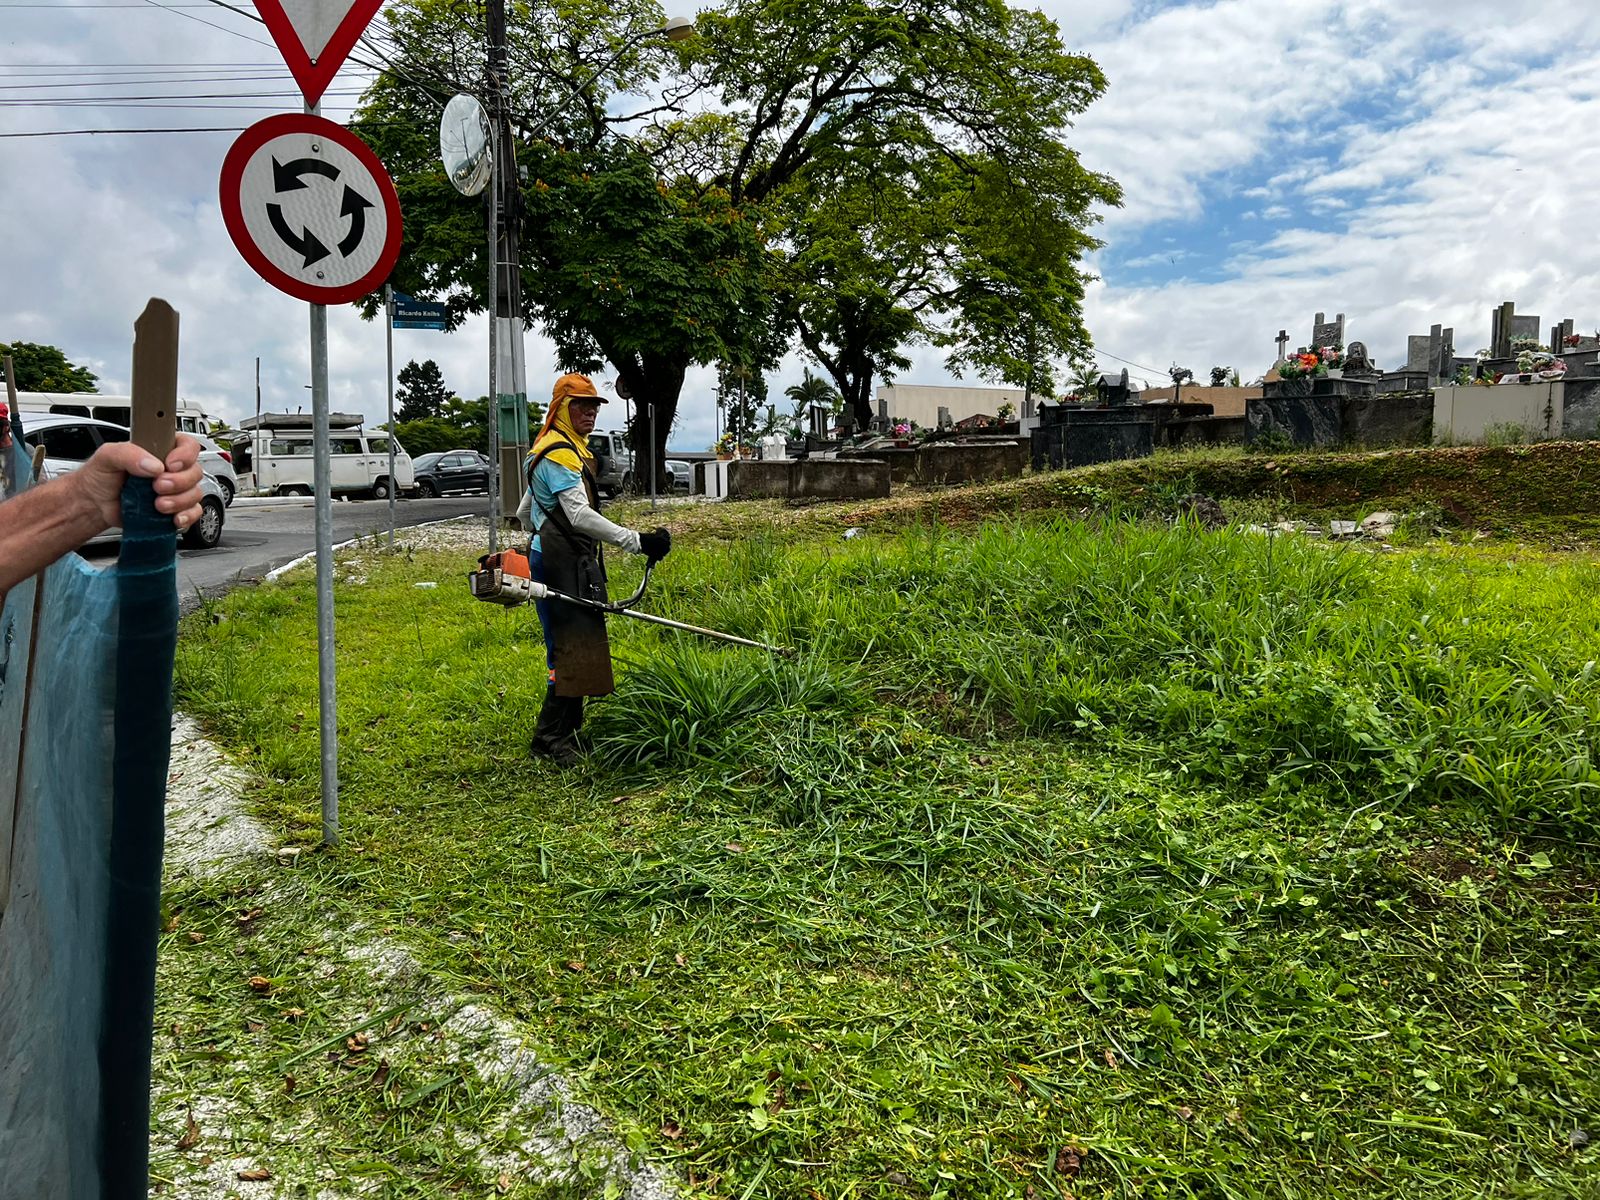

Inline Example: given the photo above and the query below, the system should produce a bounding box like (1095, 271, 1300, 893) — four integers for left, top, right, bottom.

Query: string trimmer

(469, 550, 792, 657)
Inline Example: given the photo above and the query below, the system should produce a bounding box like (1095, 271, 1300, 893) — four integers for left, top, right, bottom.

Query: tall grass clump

(638, 519, 1600, 835)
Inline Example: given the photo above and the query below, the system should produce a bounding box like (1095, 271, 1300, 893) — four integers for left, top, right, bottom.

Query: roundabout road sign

(220, 112, 402, 305)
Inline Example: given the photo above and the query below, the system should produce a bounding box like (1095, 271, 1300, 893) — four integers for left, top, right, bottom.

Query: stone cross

(1275, 329, 1290, 360)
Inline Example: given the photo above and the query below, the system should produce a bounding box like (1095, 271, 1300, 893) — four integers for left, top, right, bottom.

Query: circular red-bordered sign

(220, 112, 402, 305)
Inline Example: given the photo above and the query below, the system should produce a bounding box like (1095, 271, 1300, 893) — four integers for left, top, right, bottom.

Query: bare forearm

(0, 474, 104, 596)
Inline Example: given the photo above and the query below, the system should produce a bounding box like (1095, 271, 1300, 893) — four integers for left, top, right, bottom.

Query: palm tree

(1065, 359, 1100, 402)
(784, 369, 841, 433)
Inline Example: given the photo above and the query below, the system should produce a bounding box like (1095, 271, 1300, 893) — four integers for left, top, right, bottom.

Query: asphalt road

(81, 494, 489, 610)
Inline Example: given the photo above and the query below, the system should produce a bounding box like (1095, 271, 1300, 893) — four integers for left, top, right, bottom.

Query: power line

(0, 74, 306, 88)
(1092, 348, 1172, 376)
(0, 89, 364, 101)
(134, 0, 276, 50)
(1, 102, 362, 111)
(0, 61, 281, 68)
(0, 125, 246, 136)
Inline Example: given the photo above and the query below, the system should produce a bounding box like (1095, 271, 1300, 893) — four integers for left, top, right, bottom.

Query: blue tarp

(0, 429, 177, 1199)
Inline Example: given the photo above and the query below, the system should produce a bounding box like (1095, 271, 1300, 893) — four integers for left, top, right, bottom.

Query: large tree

(0, 341, 99, 393)
(939, 154, 1111, 407)
(353, 0, 1116, 470)
(686, 0, 1120, 429)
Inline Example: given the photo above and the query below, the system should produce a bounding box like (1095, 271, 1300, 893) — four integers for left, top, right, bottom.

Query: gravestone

(807, 405, 830, 439)
(1431, 325, 1455, 383)
(1408, 324, 1454, 382)
(1097, 368, 1134, 407)
(937, 405, 952, 430)
(1406, 336, 1431, 374)
(1312, 311, 1346, 350)
(1490, 301, 1543, 358)
(1344, 341, 1377, 376)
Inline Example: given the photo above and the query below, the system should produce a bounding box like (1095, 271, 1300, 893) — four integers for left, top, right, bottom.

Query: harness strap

(526, 437, 600, 550)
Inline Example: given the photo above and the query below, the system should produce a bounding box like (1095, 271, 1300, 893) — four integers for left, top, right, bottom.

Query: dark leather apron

(528, 440, 615, 698)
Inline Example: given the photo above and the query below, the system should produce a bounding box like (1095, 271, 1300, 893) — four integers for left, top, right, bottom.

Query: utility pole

(486, 0, 529, 524)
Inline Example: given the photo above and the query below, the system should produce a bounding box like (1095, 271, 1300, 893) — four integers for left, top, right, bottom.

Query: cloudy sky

(4, 0, 1597, 449)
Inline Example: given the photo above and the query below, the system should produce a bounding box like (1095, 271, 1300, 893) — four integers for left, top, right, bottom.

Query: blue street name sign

(391, 291, 447, 330)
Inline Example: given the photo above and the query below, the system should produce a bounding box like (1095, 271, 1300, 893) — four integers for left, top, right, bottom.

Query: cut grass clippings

(167, 510, 1600, 1198)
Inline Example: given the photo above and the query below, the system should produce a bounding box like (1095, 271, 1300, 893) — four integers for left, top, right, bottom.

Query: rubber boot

(531, 694, 583, 767)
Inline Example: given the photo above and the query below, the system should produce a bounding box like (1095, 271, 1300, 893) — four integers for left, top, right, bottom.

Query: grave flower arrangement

(1515, 345, 1564, 379)
(892, 421, 912, 437)
(1277, 352, 1328, 380)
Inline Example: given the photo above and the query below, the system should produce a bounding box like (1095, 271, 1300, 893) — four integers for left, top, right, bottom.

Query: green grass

(166, 514, 1600, 1198)
(791, 442, 1600, 546)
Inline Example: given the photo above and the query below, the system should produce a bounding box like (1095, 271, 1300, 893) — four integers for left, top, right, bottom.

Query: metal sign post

(384, 283, 396, 551)
(486, 145, 500, 554)
(309, 284, 338, 846)
(219, 74, 397, 848)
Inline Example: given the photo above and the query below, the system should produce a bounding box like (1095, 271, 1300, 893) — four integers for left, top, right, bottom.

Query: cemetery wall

(1560, 379, 1600, 439)
(1343, 392, 1434, 446)
(1064, 420, 1154, 467)
(1432, 384, 1562, 444)
(1247, 396, 1343, 448)
(1163, 415, 1249, 447)
(1248, 392, 1435, 449)
(725, 458, 893, 501)
(796, 458, 891, 500)
(726, 459, 793, 499)
(848, 445, 917, 484)
(914, 441, 1028, 484)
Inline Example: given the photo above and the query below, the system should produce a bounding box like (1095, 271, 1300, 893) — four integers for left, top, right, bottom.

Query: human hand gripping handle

(84, 436, 206, 533)
(638, 526, 671, 563)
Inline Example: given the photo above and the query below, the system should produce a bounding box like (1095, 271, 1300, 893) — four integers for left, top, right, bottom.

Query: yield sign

(254, 0, 385, 108)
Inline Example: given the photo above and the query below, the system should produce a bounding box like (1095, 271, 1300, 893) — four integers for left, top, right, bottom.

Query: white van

(13, 391, 215, 435)
(234, 414, 415, 499)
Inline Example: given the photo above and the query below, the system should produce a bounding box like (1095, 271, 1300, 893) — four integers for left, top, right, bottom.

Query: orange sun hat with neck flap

(531, 372, 606, 473)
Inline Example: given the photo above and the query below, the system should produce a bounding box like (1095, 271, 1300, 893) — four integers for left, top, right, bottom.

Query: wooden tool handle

(129, 299, 179, 460)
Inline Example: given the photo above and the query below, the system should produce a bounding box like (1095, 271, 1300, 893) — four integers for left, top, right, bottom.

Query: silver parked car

(193, 433, 240, 505)
(20, 413, 226, 549)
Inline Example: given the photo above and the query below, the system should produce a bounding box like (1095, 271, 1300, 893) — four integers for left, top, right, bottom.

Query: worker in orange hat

(522, 372, 671, 766)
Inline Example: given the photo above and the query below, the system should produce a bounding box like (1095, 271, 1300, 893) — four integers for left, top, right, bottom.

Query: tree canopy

(396, 358, 454, 422)
(1, 342, 99, 393)
(353, 0, 1117, 465)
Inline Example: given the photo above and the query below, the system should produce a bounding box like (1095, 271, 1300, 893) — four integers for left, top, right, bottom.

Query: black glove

(638, 526, 672, 563)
